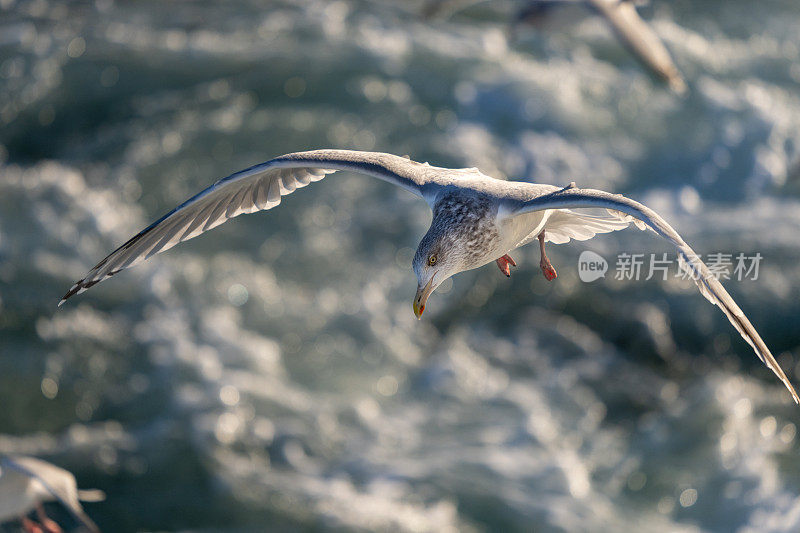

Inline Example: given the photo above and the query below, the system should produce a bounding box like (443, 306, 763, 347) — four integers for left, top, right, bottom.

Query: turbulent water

(2, 0, 800, 531)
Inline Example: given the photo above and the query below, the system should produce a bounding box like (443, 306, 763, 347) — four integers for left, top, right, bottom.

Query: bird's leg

(21, 516, 44, 533)
(495, 254, 517, 277)
(36, 504, 62, 533)
(538, 231, 557, 281)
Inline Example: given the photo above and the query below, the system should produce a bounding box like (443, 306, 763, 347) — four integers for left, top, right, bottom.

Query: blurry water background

(1, 0, 800, 531)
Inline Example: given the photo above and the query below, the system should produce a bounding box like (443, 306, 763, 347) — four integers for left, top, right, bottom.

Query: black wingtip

(58, 280, 86, 307)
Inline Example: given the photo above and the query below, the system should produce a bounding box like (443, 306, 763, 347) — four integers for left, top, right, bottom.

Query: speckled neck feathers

(414, 191, 499, 273)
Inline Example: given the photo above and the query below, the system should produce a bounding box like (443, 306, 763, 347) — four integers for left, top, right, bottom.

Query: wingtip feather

(59, 281, 86, 307)
(786, 382, 800, 405)
(77, 488, 106, 502)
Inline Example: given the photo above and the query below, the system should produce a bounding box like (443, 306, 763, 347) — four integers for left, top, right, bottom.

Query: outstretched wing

(2, 456, 101, 533)
(504, 187, 799, 404)
(59, 150, 436, 306)
(588, 0, 687, 93)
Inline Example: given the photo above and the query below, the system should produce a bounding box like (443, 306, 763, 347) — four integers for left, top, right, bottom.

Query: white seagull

(425, 0, 687, 93)
(60, 149, 798, 404)
(0, 455, 104, 533)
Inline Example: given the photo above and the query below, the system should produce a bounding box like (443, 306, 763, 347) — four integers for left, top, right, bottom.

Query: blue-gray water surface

(1, 0, 800, 531)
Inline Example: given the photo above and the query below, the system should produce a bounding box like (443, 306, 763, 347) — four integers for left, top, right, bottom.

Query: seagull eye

(428, 254, 437, 266)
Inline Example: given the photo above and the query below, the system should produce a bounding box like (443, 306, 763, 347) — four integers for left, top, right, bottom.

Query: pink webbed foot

(538, 231, 557, 281)
(21, 517, 44, 533)
(40, 519, 62, 533)
(540, 258, 557, 281)
(36, 504, 62, 533)
(495, 254, 517, 277)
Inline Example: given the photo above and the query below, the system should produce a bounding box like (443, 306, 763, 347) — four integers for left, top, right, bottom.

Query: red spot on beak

(414, 278, 434, 319)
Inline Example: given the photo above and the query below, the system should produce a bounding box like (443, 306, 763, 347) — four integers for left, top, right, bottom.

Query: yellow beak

(413, 278, 434, 319)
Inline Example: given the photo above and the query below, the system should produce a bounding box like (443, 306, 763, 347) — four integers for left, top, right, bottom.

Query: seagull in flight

(60, 149, 798, 403)
(424, 0, 687, 93)
(0, 455, 104, 533)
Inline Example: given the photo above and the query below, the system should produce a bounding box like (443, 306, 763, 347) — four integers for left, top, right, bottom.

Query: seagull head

(411, 225, 466, 319)
(411, 192, 498, 319)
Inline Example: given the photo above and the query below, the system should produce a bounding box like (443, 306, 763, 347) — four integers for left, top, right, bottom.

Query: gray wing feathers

(59, 150, 429, 305)
(512, 187, 800, 404)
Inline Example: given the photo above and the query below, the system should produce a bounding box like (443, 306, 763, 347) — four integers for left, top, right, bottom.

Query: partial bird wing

(587, 0, 687, 93)
(503, 187, 800, 404)
(76, 490, 106, 502)
(543, 209, 633, 244)
(59, 150, 437, 306)
(1, 456, 101, 533)
(0, 458, 31, 521)
(513, 209, 632, 248)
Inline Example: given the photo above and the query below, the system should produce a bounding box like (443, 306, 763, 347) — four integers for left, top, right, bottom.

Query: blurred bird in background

(0, 456, 104, 533)
(424, 0, 687, 93)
